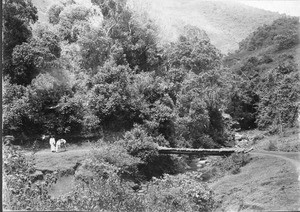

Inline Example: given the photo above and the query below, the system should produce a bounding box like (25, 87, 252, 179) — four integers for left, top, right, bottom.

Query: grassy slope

(25, 143, 93, 172)
(249, 127, 300, 152)
(210, 153, 300, 211)
(144, 0, 282, 53)
(225, 16, 299, 67)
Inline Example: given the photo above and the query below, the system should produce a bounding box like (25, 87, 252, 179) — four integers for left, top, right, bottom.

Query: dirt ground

(24, 142, 94, 172)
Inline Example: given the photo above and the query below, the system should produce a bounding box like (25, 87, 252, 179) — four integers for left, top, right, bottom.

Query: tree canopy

(3, 1, 299, 144)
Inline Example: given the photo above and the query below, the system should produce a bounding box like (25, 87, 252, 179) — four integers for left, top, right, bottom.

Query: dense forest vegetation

(3, 0, 229, 148)
(225, 16, 299, 133)
(3, 0, 299, 211)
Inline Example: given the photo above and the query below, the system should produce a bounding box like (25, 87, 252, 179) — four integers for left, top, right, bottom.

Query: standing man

(49, 135, 56, 153)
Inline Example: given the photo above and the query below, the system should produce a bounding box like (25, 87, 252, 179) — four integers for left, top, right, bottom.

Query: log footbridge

(157, 147, 253, 156)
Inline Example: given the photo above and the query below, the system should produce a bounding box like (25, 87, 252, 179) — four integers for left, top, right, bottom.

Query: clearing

(24, 142, 94, 173)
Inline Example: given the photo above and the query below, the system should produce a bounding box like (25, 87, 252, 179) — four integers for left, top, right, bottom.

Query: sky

(239, 0, 300, 17)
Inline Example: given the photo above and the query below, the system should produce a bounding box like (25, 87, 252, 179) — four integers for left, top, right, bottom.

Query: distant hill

(225, 17, 299, 68)
(142, 0, 284, 53)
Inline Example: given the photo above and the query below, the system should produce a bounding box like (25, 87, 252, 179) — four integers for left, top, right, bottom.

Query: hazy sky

(239, 0, 300, 17)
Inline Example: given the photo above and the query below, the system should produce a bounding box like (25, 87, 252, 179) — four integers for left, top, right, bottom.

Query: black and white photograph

(2, 0, 300, 211)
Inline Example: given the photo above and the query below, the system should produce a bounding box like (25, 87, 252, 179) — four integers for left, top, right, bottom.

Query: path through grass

(210, 151, 300, 211)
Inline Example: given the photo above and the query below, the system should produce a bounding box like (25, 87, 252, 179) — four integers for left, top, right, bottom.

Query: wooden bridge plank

(157, 147, 249, 156)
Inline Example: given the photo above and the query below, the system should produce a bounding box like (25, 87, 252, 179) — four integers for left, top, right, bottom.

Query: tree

(48, 4, 64, 24)
(3, 0, 38, 59)
(256, 60, 299, 133)
(78, 27, 112, 73)
(87, 62, 141, 131)
(2, 78, 31, 135)
(3, 0, 38, 82)
(57, 4, 91, 42)
(165, 26, 222, 74)
(91, 0, 162, 72)
(225, 57, 260, 130)
(9, 24, 61, 85)
(238, 17, 299, 51)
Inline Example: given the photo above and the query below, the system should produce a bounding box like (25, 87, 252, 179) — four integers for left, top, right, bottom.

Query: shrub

(274, 31, 298, 50)
(266, 140, 278, 151)
(58, 163, 145, 211)
(57, 164, 215, 212)
(89, 141, 142, 181)
(3, 146, 58, 211)
(211, 153, 251, 177)
(117, 125, 186, 180)
(143, 173, 215, 212)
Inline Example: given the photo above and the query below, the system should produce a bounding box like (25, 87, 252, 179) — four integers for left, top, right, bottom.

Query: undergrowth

(201, 153, 251, 182)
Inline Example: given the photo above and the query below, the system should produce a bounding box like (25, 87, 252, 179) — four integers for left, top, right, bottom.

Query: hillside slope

(140, 0, 283, 53)
(210, 152, 300, 211)
(223, 17, 299, 132)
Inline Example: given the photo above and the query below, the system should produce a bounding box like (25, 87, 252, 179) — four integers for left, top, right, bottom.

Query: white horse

(56, 139, 67, 152)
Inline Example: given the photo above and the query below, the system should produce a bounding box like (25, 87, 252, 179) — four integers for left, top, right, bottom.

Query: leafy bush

(266, 141, 278, 151)
(211, 153, 251, 177)
(143, 173, 215, 212)
(274, 32, 298, 50)
(117, 125, 186, 180)
(89, 140, 142, 181)
(59, 163, 145, 211)
(55, 166, 215, 211)
(3, 146, 58, 211)
(2, 79, 31, 135)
